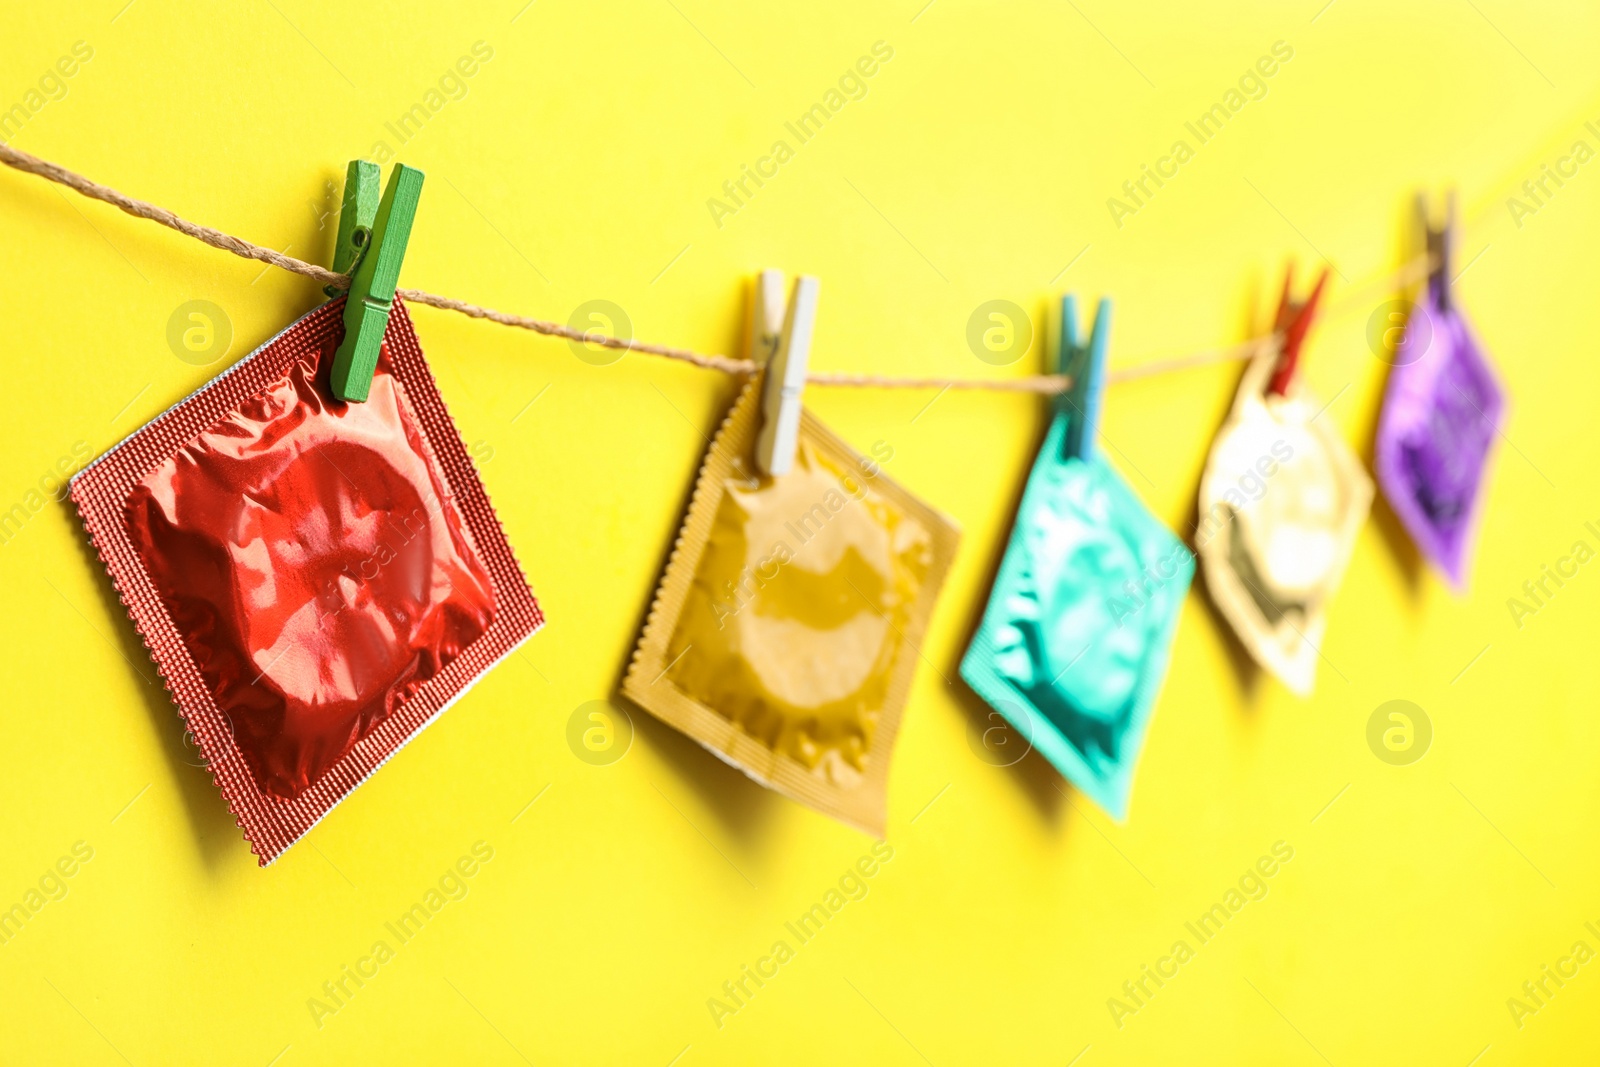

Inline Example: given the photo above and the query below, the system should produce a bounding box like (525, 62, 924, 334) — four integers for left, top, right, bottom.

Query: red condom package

(70, 297, 543, 865)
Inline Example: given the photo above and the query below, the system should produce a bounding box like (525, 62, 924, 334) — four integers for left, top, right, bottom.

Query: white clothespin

(746, 268, 786, 365)
(754, 271, 819, 478)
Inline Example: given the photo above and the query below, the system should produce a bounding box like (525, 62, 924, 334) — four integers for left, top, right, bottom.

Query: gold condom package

(622, 379, 958, 834)
(1196, 313, 1372, 696)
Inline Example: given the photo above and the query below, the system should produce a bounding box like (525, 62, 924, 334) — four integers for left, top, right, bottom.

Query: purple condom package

(1374, 200, 1504, 589)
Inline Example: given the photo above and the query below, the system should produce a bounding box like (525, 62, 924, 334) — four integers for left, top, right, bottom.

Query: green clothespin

(1057, 295, 1111, 461)
(324, 160, 380, 299)
(330, 163, 425, 402)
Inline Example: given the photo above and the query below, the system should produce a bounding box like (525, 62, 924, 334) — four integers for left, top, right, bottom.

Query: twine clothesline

(0, 141, 1438, 393)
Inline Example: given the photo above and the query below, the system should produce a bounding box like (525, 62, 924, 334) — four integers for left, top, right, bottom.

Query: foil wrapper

(622, 379, 958, 835)
(70, 298, 543, 864)
(961, 416, 1191, 819)
(1374, 281, 1504, 588)
(1196, 338, 1371, 695)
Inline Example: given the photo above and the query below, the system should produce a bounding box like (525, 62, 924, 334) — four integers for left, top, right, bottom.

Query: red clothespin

(1265, 264, 1330, 397)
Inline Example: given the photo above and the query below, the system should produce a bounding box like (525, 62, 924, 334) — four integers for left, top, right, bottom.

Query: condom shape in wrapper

(622, 379, 958, 835)
(962, 420, 1194, 818)
(70, 297, 543, 864)
(1196, 332, 1371, 696)
(1373, 273, 1504, 590)
(961, 297, 1190, 819)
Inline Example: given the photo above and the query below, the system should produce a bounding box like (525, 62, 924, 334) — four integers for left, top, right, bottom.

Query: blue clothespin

(1058, 295, 1112, 460)
(330, 163, 425, 402)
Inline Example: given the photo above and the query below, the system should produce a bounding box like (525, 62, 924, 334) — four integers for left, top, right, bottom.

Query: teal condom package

(961, 297, 1192, 819)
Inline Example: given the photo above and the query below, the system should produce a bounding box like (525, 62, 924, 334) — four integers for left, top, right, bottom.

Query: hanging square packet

(961, 297, 1191, 819)
(622, 279, 958, 835)
(1196, 268, 1371, 695)
(1374, 195, 1504, 589)
(71, 297, 543, 864)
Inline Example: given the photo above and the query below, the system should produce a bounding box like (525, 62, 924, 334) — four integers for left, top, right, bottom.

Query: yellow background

(3, 1, 1598, 1063)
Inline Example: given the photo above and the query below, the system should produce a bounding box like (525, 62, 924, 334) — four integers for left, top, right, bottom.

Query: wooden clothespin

(1058, 295, 1112, 460)
(1265, 263, 1330, 397)
(323, 160, 380, 299)
(753, 272, 819, 478)
(1419, 189, 1457, 312)
(745, 269, 786, 366)
(330, 163, 425, 402)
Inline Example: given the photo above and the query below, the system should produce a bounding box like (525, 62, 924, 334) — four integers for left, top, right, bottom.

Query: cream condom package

(622, 378, 959, 835)
(1196, 269, 1372, 695)
(961, 298, 1192, 820)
